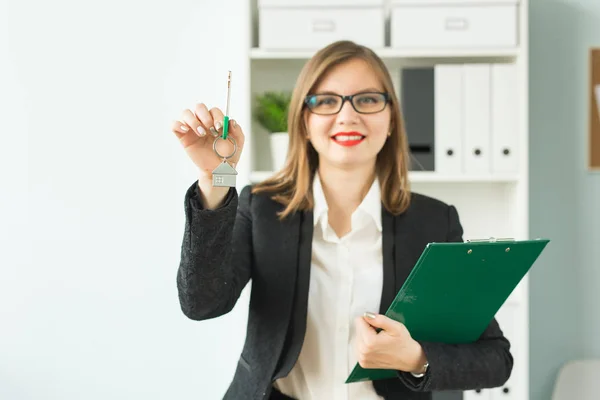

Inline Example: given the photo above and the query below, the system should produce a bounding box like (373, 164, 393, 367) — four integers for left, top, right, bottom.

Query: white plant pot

(269, 132, 289, 171)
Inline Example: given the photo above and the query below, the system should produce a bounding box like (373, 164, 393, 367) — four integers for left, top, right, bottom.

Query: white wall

(0, 1, 251, 398)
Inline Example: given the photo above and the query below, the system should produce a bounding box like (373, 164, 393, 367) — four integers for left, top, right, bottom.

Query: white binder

(463, 389, 491, 400)
(491, 64, 519, 174)
(434, 65, 463, 174)
(463, 64, 492, 174)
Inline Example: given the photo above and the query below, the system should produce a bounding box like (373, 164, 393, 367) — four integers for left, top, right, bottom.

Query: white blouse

(273, 173, 385, 400)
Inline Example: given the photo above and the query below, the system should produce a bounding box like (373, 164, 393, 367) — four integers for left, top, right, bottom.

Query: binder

(401, 67, 435, 171)
(434, 64, 463, 174)
(491, 63, 519, 174)
(345, 238, 550, 383)
(463, 64, 492, 174)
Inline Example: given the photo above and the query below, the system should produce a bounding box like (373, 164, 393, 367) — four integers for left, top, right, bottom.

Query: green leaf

(254, 91, 292, 133)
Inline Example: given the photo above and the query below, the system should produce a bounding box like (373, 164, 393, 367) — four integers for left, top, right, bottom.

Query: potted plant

(254, 91, 292, 171)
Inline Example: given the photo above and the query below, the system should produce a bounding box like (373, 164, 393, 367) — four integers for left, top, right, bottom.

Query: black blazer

(177, 182, 513, 400)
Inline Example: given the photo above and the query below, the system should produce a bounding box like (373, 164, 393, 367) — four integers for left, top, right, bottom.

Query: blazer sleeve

(176, 182, 253, 321)
(397, 205, 514, 392)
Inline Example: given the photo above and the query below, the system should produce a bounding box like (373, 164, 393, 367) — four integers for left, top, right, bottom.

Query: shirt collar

(312, 172, 382, 233)
(312, 173, 329, 233)
(358, 176, 383, 232)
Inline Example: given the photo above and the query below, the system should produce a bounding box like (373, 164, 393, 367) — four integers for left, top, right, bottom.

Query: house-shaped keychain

(212, 161, 238, 187)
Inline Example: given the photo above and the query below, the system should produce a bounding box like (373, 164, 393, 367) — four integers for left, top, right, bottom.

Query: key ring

(213, 136, 237, 160)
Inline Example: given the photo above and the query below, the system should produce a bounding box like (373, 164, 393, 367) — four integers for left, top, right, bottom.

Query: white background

(1, 1, 250, 398)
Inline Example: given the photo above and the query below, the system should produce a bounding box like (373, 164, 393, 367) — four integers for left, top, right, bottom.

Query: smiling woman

(172, 40, 514, 400)
(305, 92, 390, 149)
(253, 42, 410, 219)
(302, 60, 391, 175)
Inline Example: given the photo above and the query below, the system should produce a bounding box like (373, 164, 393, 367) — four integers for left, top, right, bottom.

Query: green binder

(346, 238, 550, 383)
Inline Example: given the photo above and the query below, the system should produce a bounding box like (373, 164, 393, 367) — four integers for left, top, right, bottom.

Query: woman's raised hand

(172, 103, 245, 208)
(171, 102, 245, 180)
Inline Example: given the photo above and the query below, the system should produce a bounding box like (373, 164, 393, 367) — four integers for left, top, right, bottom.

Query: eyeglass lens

(306, 93, 387, 114)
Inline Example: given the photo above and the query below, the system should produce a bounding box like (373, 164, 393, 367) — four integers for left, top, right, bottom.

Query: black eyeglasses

(304, 92, 390, 115)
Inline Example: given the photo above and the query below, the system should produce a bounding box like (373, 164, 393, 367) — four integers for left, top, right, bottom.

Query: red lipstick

(331, 131, 365, 147)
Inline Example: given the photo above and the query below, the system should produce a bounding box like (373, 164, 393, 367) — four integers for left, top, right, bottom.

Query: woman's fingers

(171, 120, 189, 139)
(227, 118, 245, 150)
(172, 119, 202, 149)
(172, 102, 246, 165)
(195, 103, 218, 137)
(181, 108, 207, 137)
(212, 118, 245, 164)
(209, 107, 225, 135)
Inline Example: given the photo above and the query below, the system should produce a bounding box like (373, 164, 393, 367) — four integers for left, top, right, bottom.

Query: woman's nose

(336, 100, 359, 124)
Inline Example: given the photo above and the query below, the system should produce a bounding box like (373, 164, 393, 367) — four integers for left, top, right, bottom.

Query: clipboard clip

(466, 237, 515, 243)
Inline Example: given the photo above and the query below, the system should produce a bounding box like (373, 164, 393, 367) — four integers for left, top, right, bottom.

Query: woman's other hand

(354, 312, 427, 374)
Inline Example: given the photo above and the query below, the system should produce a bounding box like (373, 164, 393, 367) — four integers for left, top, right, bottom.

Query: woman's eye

(357, 96, 379, 104)
(319, 97, 337, 105)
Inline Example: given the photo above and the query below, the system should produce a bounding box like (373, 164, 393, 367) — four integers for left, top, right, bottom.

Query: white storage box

(258, 0, 383, 6)
(390, 0, 520, 49)
(258, 1, 385, 50)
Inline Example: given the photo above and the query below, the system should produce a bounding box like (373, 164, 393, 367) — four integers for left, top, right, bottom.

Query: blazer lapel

(393, 210, 423, 295)
(379, 207, 424, 314)
(379, 208, 396, 313)
(295, 209, 314, 327)
(265, 203, 302, 311)
(271, 209, 313, 380)
(261, 200, 303, 379)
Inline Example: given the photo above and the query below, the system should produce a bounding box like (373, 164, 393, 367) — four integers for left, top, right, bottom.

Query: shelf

(406, 171, 520, 183)
(249, 170, 520, 184)
(250, 47, 521, 61)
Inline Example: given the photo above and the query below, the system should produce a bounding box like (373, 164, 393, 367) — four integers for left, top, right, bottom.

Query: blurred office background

(0, 0, 598, 399)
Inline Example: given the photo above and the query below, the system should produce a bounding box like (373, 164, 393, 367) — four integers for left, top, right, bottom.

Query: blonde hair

(252, 40, 412, 219)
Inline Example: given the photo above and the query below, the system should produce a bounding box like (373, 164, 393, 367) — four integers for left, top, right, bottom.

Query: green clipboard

(346, 238, 550, 383)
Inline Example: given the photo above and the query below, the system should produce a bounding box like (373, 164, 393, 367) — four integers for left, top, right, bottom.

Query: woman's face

(305, 58, 391, 172)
